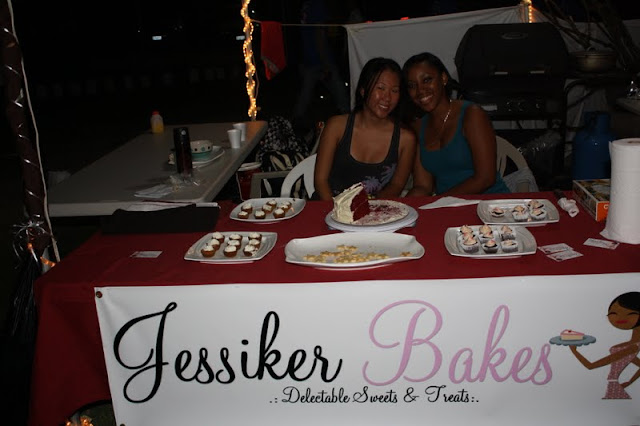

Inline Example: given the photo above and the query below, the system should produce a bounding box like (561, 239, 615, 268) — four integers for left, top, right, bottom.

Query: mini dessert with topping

(490, 206, 505, 217)
(479, 224, 492, 234)
(273, 208, 286, 219)
(530, 208, 547, 221)
(243, 244, 258, 257)
(262, 204, 274, 214)
(500, 225, 515, 240)
(248, 238, 261, 249)
(478, 224, 492, 238)
(238, 211, 250, 219)
(460, 234, 480, 253)
(254, 210, 266, 220)
(201, 242, 217, 257)
(267, 199, 278, 208)
(527, 200, 544, 210)
(512, 205, 529, 222)
(500, 239, 519, 253)
(478, 227, 494, 243)
(459, 225, 474, 236)
(227, 239, 241, 247)
(482, 239, 499, 254)
(248, 232, 262, 242)
(229, 233, 243, 242)
(223, 245, 238, 257)
(211, 231, 225, 244)
(560, 329, 585, 341)
(241, 202, 253, 213)
(278, 201, 292, 212)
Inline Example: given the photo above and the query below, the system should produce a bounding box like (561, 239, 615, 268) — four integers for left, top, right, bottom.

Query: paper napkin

(419, 196, 480, 210)
(134, 184, 174, 199)
(558, 197, 579, 218)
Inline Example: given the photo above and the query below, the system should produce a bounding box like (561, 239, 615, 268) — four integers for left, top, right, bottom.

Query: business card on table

(538, 243, 573, 254)
(548, 250, 583, 262)
(130, 251, 162, 258)
(583, 238, 619, 250)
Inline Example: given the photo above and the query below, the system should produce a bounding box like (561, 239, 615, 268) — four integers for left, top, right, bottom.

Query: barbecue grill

(455, 23, 569, 120)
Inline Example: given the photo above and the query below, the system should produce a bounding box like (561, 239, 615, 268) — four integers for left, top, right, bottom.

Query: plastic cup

(228, 129, 241, 149)
(233, 122, 247, 141)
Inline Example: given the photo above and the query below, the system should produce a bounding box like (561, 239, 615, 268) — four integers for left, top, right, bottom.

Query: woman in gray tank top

(313, 57, 416, 200)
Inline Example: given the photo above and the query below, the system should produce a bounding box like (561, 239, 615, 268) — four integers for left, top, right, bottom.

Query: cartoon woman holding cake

(569, 292, 640, 399)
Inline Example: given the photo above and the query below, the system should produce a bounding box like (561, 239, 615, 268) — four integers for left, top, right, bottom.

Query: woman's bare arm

(313, 115, 347, 200)
(442, 104, 498, 195)
(377, 127, 416, 198)
(570, 344, 639, 370)
(622, 357, 640, 388)
(406, 119, 434, 197)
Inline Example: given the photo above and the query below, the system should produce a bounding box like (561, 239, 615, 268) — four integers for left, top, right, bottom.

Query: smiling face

(607, 301, 640, 330)
(362, 69, 400, 119)
(406, 61, 448, 113)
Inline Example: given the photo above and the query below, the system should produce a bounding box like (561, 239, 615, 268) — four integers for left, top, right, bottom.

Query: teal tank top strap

(456, 101, 471, 135)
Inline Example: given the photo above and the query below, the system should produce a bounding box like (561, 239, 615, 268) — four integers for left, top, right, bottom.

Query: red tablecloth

(29, 192, 639, 426)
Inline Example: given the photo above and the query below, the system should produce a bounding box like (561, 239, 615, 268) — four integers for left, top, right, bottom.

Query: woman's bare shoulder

(319, 114, 349, 146)
(399, 125, 417, 143)
(325, 114, 349, 129)
(463, 102, 490, 120)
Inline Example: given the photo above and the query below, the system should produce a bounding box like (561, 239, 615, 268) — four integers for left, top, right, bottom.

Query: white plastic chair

(496, 136, 538, 192)
(249, 123, 324, 199)
(280, 153, 316, 197)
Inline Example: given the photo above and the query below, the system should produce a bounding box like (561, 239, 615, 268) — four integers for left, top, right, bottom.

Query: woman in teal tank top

(402, 52, 509, 196)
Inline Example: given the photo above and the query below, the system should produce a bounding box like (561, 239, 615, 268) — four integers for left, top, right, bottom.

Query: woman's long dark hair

(353, 57, 404, 121)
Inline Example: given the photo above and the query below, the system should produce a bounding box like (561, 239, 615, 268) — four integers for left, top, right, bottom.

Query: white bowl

(190, 139, 213, 158)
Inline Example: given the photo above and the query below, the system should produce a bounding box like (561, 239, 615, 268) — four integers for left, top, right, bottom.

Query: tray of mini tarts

(444, 224, 537, 258)
(184, 231, 277, 263)
(230, 198, 305, 223)
(477, 199, 559, 226)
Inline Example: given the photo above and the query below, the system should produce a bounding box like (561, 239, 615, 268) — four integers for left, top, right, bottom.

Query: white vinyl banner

(96, 274, 640, 425)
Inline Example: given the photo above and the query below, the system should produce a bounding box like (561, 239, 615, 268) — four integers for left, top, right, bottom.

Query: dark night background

(6, 0, 636, 174)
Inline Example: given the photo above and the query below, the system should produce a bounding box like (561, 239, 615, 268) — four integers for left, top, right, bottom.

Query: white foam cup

(233, 122, 247, 141)
(228, 129, 242, 149)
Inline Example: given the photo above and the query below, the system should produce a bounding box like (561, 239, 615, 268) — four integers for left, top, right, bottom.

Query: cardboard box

(572, 179, 610, 222)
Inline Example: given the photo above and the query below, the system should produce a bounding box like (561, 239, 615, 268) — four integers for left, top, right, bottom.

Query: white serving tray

(285, 232, 424, 269)
(184, 231, 277, 263)
(230, 197, 305, 223)
(477, 199, 559, 226)
(444, 225, 537, 258)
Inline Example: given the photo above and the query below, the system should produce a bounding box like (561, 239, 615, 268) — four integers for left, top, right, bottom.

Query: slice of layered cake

(332, 183, 371, 224)
(560, 329, 585, 341)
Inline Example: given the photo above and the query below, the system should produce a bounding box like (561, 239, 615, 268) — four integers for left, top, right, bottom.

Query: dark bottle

(173, 127, 193, 177)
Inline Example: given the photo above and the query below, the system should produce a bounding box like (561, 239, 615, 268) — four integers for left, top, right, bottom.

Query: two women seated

(313, 52, 509, 200)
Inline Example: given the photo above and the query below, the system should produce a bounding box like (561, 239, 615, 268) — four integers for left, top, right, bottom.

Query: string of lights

(241, 0, 257, 120)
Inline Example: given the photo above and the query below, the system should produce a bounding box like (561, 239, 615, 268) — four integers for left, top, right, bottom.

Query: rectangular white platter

(444, 225, 537, 258)
(477, 199, 559, 226)
(285, 232, 424, 270)
(184, 231, 277, 263)
(230, 197, 305, 223)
